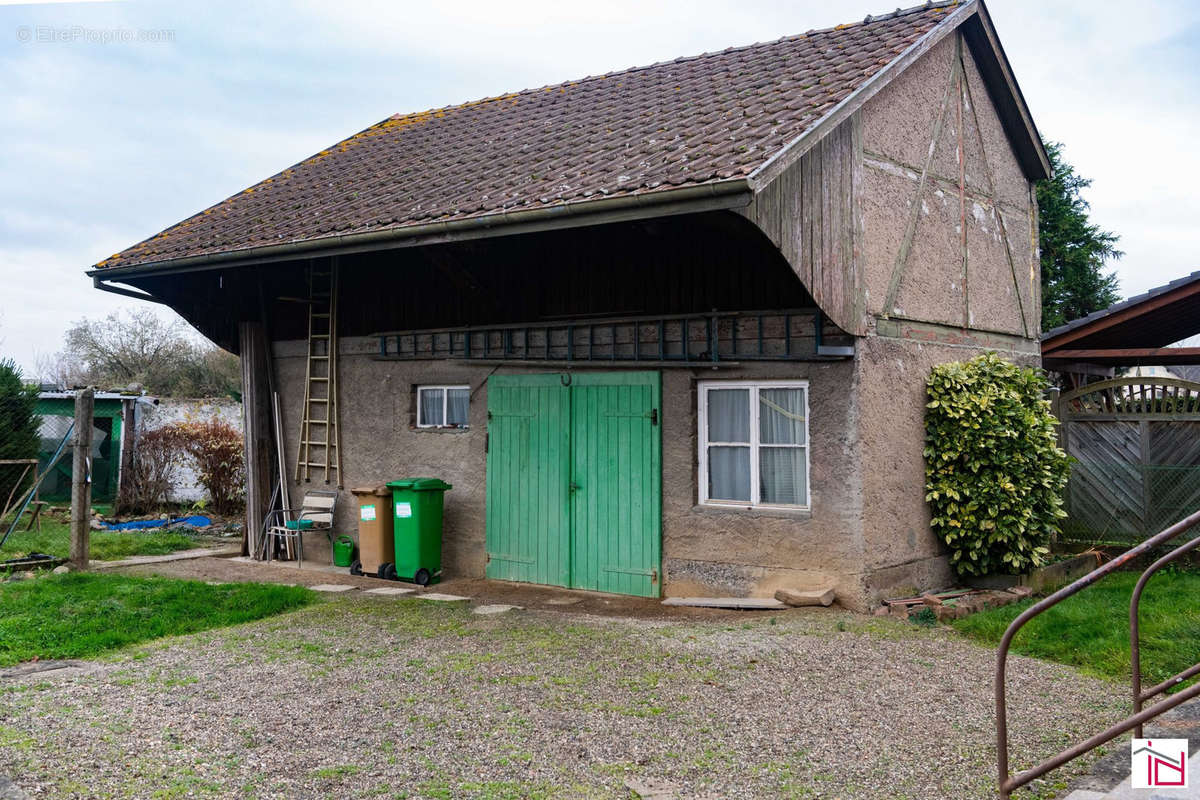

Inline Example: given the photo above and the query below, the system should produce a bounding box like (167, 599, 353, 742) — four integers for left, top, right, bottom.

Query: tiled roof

(95, 2, 962, 270)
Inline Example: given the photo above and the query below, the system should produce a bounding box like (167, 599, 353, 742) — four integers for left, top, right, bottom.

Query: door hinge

(484, 433, 489, 453)
(648, 408, 659, 426)
(651, 569, 658, 584)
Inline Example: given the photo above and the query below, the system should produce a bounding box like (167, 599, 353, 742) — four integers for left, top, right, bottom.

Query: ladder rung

(309, 377, 329, 382)
(311, 334, 329, 339)
(300, 461, 339, 468)
(312, 313, 330, 318)
(309, 356, 329, 360)
(301, 441, 336, 447)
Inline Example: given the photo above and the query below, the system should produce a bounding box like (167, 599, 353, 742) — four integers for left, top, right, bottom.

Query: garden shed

(89, 0, 1048, 609)
(35, 391, 136, 504)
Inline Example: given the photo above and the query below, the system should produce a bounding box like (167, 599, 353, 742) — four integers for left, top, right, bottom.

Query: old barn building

(90, 0, 1047, 610)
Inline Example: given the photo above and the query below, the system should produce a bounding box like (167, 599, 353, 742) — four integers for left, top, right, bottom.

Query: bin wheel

(349, 560, 363, 577)
(378, 563, 396, 581)
(414, 568, 431, 587)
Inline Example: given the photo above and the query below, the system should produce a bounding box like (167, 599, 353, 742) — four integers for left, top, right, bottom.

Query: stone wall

(138, 397, 243, 504)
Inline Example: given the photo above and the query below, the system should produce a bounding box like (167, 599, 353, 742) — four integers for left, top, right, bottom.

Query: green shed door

(484, 375, 571, 588)
(484, 372, 661, 597)
(569, 373, 661, 596)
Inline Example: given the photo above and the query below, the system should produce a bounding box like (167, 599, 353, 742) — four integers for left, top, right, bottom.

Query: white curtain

(708, 388, 749, 442)
(760, 447, 806, 505)
(447, 388, 470, 426)
(759, 387, 806, 503)
(759, 388, 805, 444)
(419, 388, 443, 426)
(709, 446, 750, 501)
(707, 388, 750, 500)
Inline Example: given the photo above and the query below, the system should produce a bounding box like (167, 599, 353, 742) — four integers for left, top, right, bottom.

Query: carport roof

(1042, 270, 1200, 367)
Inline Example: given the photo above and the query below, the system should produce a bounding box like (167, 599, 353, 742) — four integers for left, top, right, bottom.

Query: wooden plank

(239, 321, 273, 558)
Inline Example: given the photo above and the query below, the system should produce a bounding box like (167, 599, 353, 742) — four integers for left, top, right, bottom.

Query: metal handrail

(995, 507, 1200, 798)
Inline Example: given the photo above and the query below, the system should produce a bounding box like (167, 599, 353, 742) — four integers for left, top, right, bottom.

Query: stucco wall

(273, 338, 873, 606)
(858, 32, 1038, 338)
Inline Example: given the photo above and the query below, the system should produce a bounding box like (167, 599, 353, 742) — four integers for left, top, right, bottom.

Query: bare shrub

(120, 425, 186, 513)
(174, 418, 245, 516)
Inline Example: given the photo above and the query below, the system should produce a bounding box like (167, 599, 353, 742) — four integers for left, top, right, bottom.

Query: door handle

(569, 481, 581, 494)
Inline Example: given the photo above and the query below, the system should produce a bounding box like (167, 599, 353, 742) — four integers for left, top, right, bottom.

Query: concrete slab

(0, 660, 98, 681)
(662, 597, 787, 610)
(92, 545, 240, 570)
(364, 587, 415, 596)
(419, 593, 470, 602)
(473, 604, 522, 615)
(309, 584, 357, 593)
(1063, 791, 1106, 800)
(545, 597, 582, 606)
(624, 777, 681, 800)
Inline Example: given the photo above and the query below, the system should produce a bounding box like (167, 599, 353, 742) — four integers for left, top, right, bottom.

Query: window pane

(446, 388, 470, 426)
(708, 446, 751, 502)
(760, 388, 806, 445)
(419, 388, 444, 426)
(760, 447, 807, 505)
(707, 389, 749, 443)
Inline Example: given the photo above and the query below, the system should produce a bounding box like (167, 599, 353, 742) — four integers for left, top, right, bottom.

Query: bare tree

(43, 309, 241, 397)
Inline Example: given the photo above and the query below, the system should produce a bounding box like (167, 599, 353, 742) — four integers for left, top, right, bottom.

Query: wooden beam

(1043, 347, 1200, 365)
(239, 321, 273, 558)
(69, 388, 94, 571)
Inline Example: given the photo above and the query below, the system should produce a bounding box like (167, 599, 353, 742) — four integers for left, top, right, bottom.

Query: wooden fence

(1057, 377, 1200, 545)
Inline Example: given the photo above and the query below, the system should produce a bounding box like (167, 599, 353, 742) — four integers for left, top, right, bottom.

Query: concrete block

(419, 593, 470, 602)
(775, 587, 836, 607)
(661, 597, 786, 610)
(364, 587, 415, 596)
(309, 584, 356, 593)
(473, 604, 522, 615)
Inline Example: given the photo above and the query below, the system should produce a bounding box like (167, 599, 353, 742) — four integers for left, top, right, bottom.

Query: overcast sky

(2, 0, 1198, 375)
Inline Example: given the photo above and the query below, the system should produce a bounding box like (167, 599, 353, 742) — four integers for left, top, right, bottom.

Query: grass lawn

(1, 511, 221, 562)
(0, 572, 315, 666)
(953, 570, 1200, 688)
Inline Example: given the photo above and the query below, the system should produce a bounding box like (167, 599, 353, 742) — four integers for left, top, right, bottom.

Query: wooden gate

(1058, 377, 1200, 544)
(484, 372, 662, 597)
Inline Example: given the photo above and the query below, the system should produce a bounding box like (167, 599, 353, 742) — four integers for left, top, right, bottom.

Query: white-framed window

(416, 385, 470, 428)
(697, 380, 809, 509)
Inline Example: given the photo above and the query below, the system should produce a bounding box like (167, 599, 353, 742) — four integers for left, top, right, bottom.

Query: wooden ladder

(295, 260, 343, 487)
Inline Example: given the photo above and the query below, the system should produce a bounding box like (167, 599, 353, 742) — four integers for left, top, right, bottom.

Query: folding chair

(263, 490, 338, 568)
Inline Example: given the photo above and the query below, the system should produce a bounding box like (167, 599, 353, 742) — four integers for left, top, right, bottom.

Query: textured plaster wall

(858, 32, 1038, 338)
(272, 339, 871, 605)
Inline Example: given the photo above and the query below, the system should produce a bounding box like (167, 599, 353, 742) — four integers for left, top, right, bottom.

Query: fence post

(69, 388, 94, 570)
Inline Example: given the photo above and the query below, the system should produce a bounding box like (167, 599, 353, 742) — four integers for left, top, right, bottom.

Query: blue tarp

(99, 515, 211, 531)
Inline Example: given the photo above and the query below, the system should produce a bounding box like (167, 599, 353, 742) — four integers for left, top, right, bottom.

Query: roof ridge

(386, 1, 964, 125)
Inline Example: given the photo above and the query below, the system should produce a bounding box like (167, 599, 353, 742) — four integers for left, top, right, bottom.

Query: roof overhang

(1042, 270, 1200, 369)
(89, 179, 752, 286)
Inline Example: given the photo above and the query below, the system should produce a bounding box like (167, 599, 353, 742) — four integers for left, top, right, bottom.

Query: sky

(2, 0, 1199, 376)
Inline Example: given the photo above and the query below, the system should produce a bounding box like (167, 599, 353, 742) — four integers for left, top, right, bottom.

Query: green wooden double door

(485, 372, 662, 597)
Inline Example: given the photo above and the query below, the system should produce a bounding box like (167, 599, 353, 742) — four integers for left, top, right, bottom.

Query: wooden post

(69, 388, 94, 570)
(240, 321, 273, 558)
(113, 398, 137, 514)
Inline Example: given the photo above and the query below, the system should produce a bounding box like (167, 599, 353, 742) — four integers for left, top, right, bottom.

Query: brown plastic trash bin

(349, 485, 395, 578)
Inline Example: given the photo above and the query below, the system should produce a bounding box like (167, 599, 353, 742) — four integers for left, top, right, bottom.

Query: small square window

(417, 385, 470, 429)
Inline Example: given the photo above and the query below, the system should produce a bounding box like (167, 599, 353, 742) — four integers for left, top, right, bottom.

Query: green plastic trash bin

(386, 478, 452, 585)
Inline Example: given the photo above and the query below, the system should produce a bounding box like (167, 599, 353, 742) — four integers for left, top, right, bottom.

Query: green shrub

(0, 359, 39, 509)
(924, 353, 1070, 576)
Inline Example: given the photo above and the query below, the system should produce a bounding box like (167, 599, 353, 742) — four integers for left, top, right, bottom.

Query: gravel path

(0, 593, 1127, 799)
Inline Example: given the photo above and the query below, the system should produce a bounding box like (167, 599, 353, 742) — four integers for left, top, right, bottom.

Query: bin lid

(387, 477, 452, 491)
(350, 485, 391, 497)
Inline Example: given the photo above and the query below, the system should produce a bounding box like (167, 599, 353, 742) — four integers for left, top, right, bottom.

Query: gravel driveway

(0, 591, 1127, 800)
